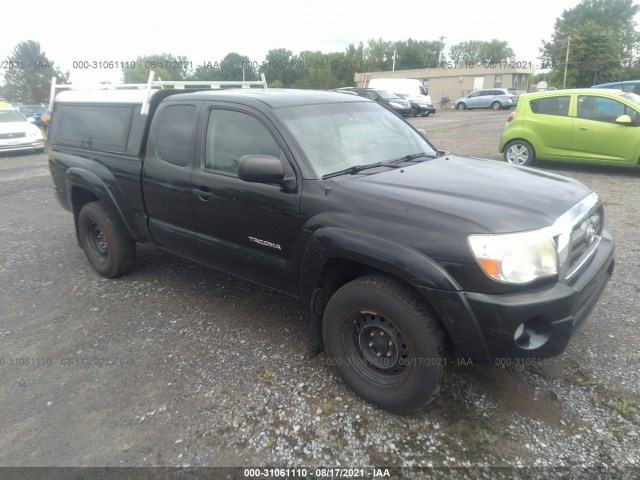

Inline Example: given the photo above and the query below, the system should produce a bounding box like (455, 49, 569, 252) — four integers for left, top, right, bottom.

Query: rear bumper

(418, 230, 614, 363)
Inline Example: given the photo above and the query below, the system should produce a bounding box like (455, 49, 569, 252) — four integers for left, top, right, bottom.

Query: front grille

(0, 132, 26, 140)
(565, 206, 603, 279)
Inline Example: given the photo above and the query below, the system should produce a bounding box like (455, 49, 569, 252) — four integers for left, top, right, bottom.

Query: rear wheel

(323, 274, 446, 413)
(491, 101, 502, 110)
(504, 139, 535, 166)
(78, 201, 136, 278)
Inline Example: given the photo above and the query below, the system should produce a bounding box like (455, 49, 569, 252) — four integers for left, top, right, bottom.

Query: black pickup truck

(47, 87, 614, 413)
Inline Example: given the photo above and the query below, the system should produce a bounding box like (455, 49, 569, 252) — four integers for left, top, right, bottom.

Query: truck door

(190, 104, 301, 295)
(142, 101, 201, 258)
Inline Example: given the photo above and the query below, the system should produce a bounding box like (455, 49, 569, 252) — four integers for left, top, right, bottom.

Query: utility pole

(563, 35, 571, 89)
(392, 48, 396, 71)
(438, 36, 446, 66)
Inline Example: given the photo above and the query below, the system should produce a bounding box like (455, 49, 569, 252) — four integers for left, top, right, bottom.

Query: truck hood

(342, 155, 592, 233)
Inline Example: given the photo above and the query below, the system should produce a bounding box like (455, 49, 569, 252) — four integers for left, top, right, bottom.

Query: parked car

(592, 80, 640, 94)
(15, 104, 47, 126)
(336, 88, 412, 116)
(455, 88, 519, 110)
(367, 78, 433, 103)
(500, 88, 640, 167)
(396, 93, 436, 116)
(0, 105, 45, 154)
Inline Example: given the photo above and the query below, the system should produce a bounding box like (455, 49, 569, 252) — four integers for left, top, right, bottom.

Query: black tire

(503, 139, 535, 166)
(491, 101, 502, 111)
(410, 105, 418, 117)
(78, 201, 136, 278)
(456, 102, 466, 110)
(322, 274, 446, 414)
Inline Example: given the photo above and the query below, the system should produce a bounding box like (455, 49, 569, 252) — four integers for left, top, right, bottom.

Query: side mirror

(26, 117, 36, 124)
(416, 128, 427, 139)
(238, 155, 296, 190)
(615, 114, 633, 125)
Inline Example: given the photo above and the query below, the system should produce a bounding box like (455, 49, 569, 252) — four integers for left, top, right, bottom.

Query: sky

(0, 0, 629, 85)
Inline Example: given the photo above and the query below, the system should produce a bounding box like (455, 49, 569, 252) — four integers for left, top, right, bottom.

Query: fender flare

(65, 167, 136, 241)
(299, 227, 461, 304)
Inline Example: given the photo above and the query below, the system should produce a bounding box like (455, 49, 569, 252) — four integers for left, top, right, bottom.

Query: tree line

(2, 0, 639, 104)
(0, 38, 515, 103)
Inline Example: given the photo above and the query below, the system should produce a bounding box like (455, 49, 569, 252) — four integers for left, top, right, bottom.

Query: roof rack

(49, 70, 269, 115)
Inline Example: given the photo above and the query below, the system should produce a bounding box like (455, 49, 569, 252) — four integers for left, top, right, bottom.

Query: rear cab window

(51, 105, 133, 152)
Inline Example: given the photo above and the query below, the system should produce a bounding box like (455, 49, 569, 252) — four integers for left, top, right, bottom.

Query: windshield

(276, 101, 437, 178)
(17, 105, 46, 114)
(0, 110, 28, 123)
(621, 92, 640, 106)
(377, 90, 402, 100)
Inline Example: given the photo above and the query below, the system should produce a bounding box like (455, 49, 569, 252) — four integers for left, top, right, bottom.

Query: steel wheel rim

(88, 221, 109, 263)
(342, 310, 409, 386)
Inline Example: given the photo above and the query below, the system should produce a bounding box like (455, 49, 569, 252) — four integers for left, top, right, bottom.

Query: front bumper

(419, 230, 614, 362)
(393, 106, 413, 116)
(417, 104, 436, 115)
(0, 139, 45, 153)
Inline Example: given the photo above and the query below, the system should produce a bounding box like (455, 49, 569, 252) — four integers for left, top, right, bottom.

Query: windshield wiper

(322, 162, 401, 180)
(390, 152, 440, 163)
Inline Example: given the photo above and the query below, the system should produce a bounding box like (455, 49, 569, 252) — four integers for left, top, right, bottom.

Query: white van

(367, 78, 432, 103)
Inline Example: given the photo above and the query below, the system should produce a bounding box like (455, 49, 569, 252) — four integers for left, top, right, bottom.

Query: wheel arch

(66, 168, 135, 246)
(300, 228, 461, 306)
(301, 228, 465, 357)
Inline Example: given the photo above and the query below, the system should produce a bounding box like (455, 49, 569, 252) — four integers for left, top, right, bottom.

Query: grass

(613, 398, 635, 417)
(233, 409, 245, 427)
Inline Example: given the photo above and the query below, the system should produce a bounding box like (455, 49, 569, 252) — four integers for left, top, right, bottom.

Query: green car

(499, 88, 640, 167)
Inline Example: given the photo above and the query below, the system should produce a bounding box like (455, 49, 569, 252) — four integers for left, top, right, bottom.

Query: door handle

(578, 126, 588, 131)
(192, 187, 214, 201)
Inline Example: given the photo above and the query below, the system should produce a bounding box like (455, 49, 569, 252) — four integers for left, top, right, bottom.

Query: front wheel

(504, 140, 535, 166)
(78, 201, 136, 278)
(456, 102, 466, 110)
(410, 105, 418, 117)
(323, 274, 446, 414)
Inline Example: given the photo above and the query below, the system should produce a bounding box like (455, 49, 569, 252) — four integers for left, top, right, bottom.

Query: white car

(0, 105, 45, 153)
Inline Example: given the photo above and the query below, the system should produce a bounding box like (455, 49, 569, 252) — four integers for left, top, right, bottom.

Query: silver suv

(455, 88, 519, 110)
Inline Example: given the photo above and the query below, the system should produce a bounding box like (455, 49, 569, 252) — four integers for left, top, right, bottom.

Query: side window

(365, 91, 378, 100)
(53, 105, 132, 152)
(577, 96, 630, 123)
(155, 105, 197, 166)
(529, 96, 570, 116)
(204, 109, 282, 175)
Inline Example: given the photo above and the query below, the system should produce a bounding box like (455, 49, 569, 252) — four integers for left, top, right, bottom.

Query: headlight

(468, 231, 558, 284)
(389, 102, 403, 108)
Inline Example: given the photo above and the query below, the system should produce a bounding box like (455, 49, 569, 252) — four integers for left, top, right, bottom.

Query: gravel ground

(0, 111, 639, 477)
